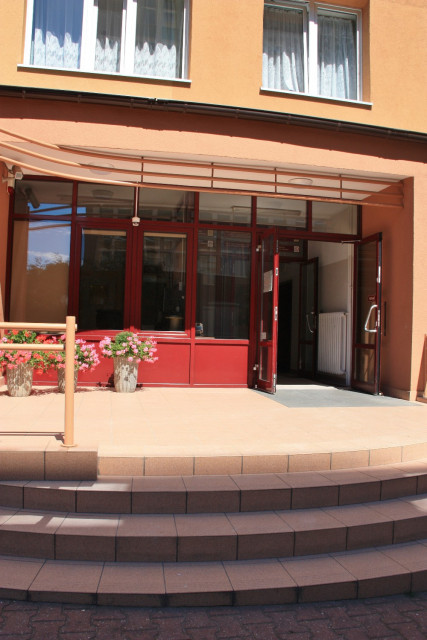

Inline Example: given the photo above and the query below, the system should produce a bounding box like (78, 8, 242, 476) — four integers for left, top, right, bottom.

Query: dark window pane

(312, 202, 357, 234)
(199, 193, 251, 226)
(77, 183, 134, 218)
(257, 197, 307, 229)
(141, 232, 187, 331)
(9, 220, 71, 322)
(318, 12, 357, 100)
(139, 189, 194, 222)
(95, 0, 123, 72)
(196, 230, 251, 339)
(14, 180, 73, 216)
(31, 0, 83, 69)
(134, 0, 185, 78)
(78, 229, 127, 330)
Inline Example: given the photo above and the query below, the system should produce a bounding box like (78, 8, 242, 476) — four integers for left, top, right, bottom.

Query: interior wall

(308, 241, 351, 314)
(308, 241, 352, 383)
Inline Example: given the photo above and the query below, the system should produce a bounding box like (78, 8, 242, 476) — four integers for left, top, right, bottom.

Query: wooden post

(63, 315, 77, 447)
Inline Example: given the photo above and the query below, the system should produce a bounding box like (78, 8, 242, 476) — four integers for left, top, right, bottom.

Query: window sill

(260, 87, 372, 107)
(18, 64, 192, 86)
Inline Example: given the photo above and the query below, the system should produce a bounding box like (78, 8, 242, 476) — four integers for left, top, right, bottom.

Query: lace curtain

(95, 0, 123, 73)
(318, 14, 357, 100)
(134, 0, 184, 78)
(262, 7, 304, 93)
(31, 0, 83, 69)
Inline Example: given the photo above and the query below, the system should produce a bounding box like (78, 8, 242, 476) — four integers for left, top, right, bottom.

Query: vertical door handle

(364, 304, 378, 333)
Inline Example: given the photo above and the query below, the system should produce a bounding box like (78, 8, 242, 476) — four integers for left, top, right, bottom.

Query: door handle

(364, 304, 378, 333)
(306, 312, 316, 335)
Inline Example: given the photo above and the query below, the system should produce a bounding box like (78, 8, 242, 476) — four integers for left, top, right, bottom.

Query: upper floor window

(262, 1, 360, 101)
(24, 0, 189, 79)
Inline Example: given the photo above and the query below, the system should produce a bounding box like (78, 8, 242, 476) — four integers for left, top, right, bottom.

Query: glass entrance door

(256, 230, 279, 393)
(298, 258, 319, 377)
(352, 233, 382, 394)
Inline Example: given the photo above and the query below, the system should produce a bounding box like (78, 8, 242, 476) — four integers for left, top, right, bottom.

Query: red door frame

(255, 229, 279, 393)
(351, 233, 383, 395)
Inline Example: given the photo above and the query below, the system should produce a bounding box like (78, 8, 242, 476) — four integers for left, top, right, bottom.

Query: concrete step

(1, 494, 427, 563)
(1, 460, 427, 514)
(1, 539, 427, 607)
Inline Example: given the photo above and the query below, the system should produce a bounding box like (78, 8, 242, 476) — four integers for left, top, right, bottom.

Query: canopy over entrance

(0, 127, 404, 209)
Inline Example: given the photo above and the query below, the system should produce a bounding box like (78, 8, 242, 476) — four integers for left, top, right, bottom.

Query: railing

(0, 316, 77, 447)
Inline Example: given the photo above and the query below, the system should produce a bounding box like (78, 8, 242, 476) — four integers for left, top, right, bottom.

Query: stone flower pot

(57, 368, 78, 393)
(6, 363, 33, 397)
(113, 357, 139, 393)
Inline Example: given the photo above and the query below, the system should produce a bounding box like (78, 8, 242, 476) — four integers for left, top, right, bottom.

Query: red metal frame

(255, 229, 279, 393)
(351, 233, 382, 395)
(4, 177, 363, 387)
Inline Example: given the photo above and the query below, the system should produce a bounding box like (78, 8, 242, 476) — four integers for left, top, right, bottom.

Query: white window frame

(23, 0, 190, 81)
(263, 0, 362, 101)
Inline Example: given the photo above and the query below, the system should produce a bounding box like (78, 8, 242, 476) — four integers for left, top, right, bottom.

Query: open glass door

(256, 231, 279, 393)
(298, 258, 319, 377)
(352, 233, 382, 394)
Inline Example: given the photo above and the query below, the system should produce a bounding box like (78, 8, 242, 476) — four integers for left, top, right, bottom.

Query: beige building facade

(0, 0, 426, 399)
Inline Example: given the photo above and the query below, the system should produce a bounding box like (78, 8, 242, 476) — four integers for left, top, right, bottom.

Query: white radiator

(317, 312, 347, 375)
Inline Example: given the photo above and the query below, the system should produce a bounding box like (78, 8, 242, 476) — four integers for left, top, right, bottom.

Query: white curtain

(134, 0, 184, 78)
(95, 0, 123, 72)
(318, 14, 357, 100)
(31, 0, 83, 69)
(262, 7, 304, 92)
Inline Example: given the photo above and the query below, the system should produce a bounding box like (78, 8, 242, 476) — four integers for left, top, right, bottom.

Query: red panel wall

(139, 342, 191, 384)
(193, 343, 249, 385)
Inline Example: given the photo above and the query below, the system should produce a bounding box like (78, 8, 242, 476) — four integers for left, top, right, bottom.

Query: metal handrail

(0, 317, 77, 447)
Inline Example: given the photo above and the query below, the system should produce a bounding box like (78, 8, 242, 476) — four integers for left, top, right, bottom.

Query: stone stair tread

(0, 495, 427, 563)
(2, 460, 427, 514)
(1, 539, 427, 607)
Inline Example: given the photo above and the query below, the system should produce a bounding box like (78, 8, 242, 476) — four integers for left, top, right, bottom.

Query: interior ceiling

(0, 128, 405, 208)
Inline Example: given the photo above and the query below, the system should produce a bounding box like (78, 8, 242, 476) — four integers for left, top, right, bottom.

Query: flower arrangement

(100, 332, 158, 363)
(0, 329, 46, 371)
(43, 336, 100, 372)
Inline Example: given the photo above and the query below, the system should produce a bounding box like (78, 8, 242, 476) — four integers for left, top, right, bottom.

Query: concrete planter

(6, 363, 33, 397)
(57, 368, 78, 393)
(113, 357, 139, 392)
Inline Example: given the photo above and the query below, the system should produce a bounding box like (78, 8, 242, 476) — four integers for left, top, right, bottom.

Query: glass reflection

(196, 231, 251, 339)
(141, 233, 187, 331)
(10, 220, 71, 322)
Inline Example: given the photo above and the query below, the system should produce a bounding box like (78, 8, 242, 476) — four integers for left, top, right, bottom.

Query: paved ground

(1, 594, 427, 639)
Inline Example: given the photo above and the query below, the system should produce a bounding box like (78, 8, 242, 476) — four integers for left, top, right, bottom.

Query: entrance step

(0, 540, 427, 607)
(1, 494, 427, 563)
(1, 460, 427, 514)
(1, 465, 427, 607)
(0, 540, 426, 606)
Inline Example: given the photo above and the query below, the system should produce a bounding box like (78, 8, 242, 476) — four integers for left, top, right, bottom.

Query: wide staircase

(1, 462, 427, 607)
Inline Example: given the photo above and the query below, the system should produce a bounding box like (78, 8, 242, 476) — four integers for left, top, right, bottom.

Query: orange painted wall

(1, 1, 426, 133)
(362, 185, 414, 399)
